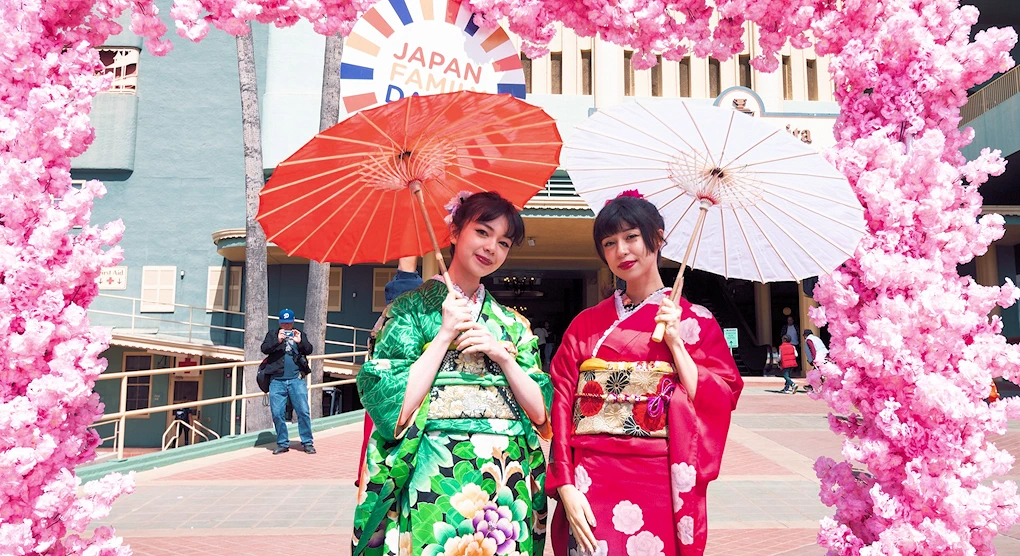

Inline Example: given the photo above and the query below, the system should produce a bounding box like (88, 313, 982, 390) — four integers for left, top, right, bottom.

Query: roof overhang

(107, 330, 360, 376)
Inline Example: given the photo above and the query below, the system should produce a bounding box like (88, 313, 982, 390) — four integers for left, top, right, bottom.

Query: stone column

(798, 284, 819, 376)
(593, 40, 624, 108)
(976, 249, 1002, 318)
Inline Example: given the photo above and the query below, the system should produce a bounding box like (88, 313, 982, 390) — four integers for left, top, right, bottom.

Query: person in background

(534, 321, 549, 367)
(779, 335, 799, 394)
(782, 315, 799, 348)
(803, 329, 828, 368)
(171, 407, 197, 446)
(357, 256, 422, 486)
(542, 321, 556, 369)
(261, 308, 315, 454)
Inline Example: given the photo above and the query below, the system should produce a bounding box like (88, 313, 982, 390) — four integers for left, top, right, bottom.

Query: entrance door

(173, 381, 200, 405)
(168, 378, 200, 422)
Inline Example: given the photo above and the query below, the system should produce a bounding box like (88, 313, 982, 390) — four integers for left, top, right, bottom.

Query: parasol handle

(652, 201, 712, 343)
(409, 181, 456, 295)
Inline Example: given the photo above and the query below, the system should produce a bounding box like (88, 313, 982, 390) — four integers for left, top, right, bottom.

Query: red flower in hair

(604, 189, 646, 206)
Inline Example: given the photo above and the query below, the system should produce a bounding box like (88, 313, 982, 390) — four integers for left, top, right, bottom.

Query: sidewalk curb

(77, 410, 366, 484)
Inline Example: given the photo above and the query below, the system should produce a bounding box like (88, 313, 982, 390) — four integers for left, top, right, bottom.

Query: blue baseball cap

(278, 308, 295, 323)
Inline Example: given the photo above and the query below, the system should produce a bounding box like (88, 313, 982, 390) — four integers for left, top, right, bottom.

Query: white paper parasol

(562, 99, 866, 341)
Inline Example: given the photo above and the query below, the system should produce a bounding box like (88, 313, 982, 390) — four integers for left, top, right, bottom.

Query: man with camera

(260, 308, 315, 455)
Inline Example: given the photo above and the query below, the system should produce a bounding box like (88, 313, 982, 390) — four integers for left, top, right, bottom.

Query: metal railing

(91, 418, 122, 461)
(90, 351, 366, 460)
(962, 66, 1020, 125)
(90, 293, 373, 360)
(89, 293, 245, 342)
(162, 419, 220, 450)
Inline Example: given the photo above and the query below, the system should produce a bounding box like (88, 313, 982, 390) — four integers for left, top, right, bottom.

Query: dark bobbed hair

(593, 196, 665, 264)
(449, 191, 525, 255)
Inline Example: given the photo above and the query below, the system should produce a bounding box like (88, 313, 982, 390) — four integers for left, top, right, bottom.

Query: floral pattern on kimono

(354, 279, 553, 556)
(546, 290, 743, 556)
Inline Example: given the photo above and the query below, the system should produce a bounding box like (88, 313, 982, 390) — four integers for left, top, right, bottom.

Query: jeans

(269, 377, 313, 448)
(544, 343, 554, 367)
(782, 367, 796, 390)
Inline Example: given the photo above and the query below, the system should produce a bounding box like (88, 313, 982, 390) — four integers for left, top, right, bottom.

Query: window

(550, 52, 562, 94)
(52, 179, 84, 205)
(206, 266, 226, 312)
(327, 266, 344, 312)
(679, 57, 691, 97)
(521, 53, 532, 94)
(623, 51, 635, 96)
(651, 55, 662, 97)
(124, 354, 152, 411)
(580, 50, 593, 95)
(97, 48, 139, 93)
(141, 266, 177, 313)
(782, 56, 793, 100)
(806, 59, 819, 101)
(739, 54, 752, 88)
(709, 58, 721, 98)
(228, 266, 242, 312)
(53, 181, 85, 230)
(373, 268, 398, 312)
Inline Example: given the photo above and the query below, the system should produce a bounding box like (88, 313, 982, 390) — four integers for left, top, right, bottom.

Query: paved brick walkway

(86, 381, 1020, 555)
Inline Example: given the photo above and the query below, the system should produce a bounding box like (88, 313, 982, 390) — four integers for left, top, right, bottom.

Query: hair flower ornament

(604, 189, 646, 206)
(444, 191, 475, 225)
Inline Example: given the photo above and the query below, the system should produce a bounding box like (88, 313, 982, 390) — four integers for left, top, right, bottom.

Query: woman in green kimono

(354, 191, 553, 556)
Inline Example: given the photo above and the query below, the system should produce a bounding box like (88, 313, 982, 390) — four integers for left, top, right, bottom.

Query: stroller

(763, 345, 781, 377)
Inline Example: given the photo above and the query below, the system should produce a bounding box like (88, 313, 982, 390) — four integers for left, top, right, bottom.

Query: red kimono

(547, 290, 743, 555)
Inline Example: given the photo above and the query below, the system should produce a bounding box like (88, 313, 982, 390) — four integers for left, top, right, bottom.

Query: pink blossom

(806, 1, 1020, 553)
(0, 1, 373, 553)
(12, 1, 1020, 554)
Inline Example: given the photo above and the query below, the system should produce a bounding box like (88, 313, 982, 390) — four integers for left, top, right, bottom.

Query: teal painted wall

(997, 245, 1020, 338)
(95, 346, 173, 449)
(194, 359, 244, 438)
(95, 351, 245, 449)
(264, 265, 386, 353)
(75, 94, 139, 171)
(79, 0, 269, 341)
(963, 94, 1020, 161)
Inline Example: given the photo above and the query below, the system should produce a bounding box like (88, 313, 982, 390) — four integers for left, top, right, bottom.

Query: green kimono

(354, 279, 553, 556)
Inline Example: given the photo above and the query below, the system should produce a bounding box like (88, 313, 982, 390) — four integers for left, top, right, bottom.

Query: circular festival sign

(339, 0, 527, 114)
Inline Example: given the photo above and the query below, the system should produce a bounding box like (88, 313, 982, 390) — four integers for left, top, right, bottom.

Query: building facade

(87, 1, 1003, 447)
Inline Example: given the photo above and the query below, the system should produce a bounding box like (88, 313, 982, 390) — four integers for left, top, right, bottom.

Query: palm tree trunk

(303, 33, 344, 418)
(237, 24, 272, 432)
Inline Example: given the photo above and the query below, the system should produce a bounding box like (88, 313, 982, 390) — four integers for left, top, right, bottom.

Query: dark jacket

(260, 328, 313, 376)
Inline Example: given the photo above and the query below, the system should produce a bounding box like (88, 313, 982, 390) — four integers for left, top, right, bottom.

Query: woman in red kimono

(547, 192, 743, 556)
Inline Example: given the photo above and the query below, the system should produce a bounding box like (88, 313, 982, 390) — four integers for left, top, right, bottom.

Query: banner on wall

(339, 0, 526, 115)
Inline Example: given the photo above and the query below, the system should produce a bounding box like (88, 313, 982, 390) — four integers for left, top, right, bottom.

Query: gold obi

(426, 349, 521, 421)
(573, 359, 677, 438)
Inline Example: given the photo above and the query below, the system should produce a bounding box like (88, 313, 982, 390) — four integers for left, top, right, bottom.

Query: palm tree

(303, 33, 344, 418)
(237, 23, 272, 432)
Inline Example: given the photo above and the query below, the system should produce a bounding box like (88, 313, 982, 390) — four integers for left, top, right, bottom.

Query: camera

(284, 330, 294, 337)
